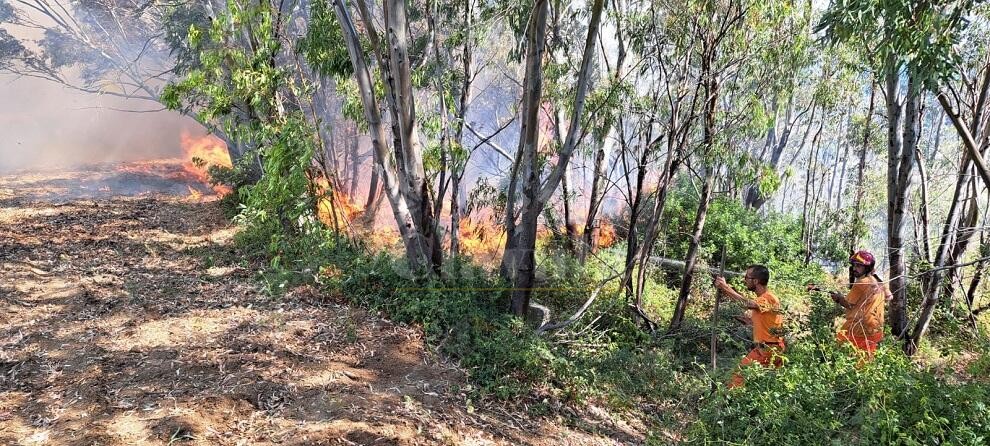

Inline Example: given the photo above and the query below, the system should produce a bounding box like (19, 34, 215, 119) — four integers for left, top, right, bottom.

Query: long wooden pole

(710, 245, 727, 390)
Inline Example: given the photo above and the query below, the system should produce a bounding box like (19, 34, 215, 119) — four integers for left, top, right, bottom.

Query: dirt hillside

(0, 188, 642, 445)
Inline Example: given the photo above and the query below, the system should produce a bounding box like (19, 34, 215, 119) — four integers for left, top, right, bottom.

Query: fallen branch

(536, 271, 623, 334)
(530, 300, 551, 330)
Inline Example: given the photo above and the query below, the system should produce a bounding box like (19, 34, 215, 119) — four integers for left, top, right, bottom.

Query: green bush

(691, 292, 990, 445)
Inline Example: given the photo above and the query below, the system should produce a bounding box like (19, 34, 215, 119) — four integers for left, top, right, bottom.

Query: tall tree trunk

(669, 51, 719, 331)
(503, 0, 604, 316)
(910, 68, 990, 349)
(885, 62, 913, 341)
(669, 170, 715, 331)
(915, 145, 933, 264)
(384, 0, 443, 272)
(580, 12, 627, 263)
(449, 0, 476, 258)
(801, 119, 824, 264)
(504, 0, 552, 317)
(835, 112, 852, 210)
(850, 84, 876, 252)
(562, 166, 578, 253)
(581, 138, 609, 263)
(334, 0, 431, 271)
(349, 130, 360, 197)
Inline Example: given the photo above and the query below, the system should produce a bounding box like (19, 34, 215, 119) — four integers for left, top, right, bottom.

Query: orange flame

(457, 218, 505, 260)
(597, 221, 617, 249)
(186, 185, 204, 202)
(180, 131, 232, 196)
(313, 177, 364, 227)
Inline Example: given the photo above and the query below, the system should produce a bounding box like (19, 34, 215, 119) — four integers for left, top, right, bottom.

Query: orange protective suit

(729, 291, 785, 389)
(836, 275, 887, 360)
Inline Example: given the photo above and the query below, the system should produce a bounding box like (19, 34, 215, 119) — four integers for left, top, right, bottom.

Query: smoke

(0, 0, 212, 173)
(0, 73, 208, 172)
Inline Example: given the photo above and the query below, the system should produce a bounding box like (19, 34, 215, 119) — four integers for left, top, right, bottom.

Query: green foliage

(166, 0, 323, 266)
(235, 113, 318, 234)
(298, 0, 352, 78)
(817, 0, 977, 88)
(656, 181, 826, 283)
(693, 302, 990, 445)
(162, 2, 212, 76)
(685, 293, 990, 444)
(322, 249, 557, 397)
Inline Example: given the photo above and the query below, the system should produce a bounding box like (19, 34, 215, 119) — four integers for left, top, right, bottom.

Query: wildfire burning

(597, 221, 617, 249)
(304, 178, 618, 261)
(104, 131, 233, 201)
(457, 217, 505, 260)
(314, 177, 365, 227)
(179, 132, 232, 197)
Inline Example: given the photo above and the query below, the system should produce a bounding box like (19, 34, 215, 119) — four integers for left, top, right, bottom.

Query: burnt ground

(0, 183, 644, 444)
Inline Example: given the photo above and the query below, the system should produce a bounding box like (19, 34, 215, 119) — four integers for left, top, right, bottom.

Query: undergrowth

(225, 182, 990, 444)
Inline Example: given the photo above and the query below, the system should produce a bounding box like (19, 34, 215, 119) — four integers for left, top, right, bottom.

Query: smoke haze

(0, 73, 210, 172)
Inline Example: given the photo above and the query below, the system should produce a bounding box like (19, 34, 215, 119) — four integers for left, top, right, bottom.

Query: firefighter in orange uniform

(715, 265, 785, 389)
(830, 250, 891, 360)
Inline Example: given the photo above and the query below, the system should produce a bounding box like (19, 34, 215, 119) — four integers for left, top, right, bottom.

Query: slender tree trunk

(334, 0, 431, 271)
(504, 0, 551, 317)
(885, 62, 912, 341)
(503, 0, 603, 316)
(942, 181, 979, 304)
(385, 0, 443, 272)
(580, 139, 609, 263)
(669, 170, 715, 331)
(562, 166, 578, 253)
(349, 130, 360, 197)
(449, 0, 476, 258)
(801, 120, 824, 263)
(669, 52, 718, 331)
(850, 84, 876, 252)
(915, 146, 933, 264)
(910, 69, 990, 349)
(835, 111, 852, 209)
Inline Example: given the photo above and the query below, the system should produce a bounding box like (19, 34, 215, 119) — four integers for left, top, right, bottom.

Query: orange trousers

(836, 331, 883, 361)
(728, 342, 785, 389)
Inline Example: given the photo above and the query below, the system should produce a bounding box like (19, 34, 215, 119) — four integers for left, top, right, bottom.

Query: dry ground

(0, 175, 644, 445)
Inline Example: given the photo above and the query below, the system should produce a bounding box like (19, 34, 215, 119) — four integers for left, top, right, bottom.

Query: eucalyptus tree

(820, 0, 984, 352)
(740, 4, 815, 211)
(418, 0, 510, 258)
(911, 6, 990, 350)
(162, 0, 323, 239)
(501, 0, 605, 317)
(573, 0, 634, 264)
(311, 0, 446, 275)
(661, 0, 810, 331)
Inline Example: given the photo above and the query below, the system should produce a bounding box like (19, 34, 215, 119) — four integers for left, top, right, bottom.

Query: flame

(597, 221, 617, 249)
(179, 131, 232, 196)
(313, 177, 364, 227)
(186, 185, 204, 202)
(531, 221, 618, 251)
(457, 217, 504, 259)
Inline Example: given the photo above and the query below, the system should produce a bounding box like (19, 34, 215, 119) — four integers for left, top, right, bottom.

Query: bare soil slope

(0, 188, 641, 445)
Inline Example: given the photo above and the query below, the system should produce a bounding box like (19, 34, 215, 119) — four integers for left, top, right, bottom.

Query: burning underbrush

(303, 190, 620, 265)
(0, 132, 231, 202)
